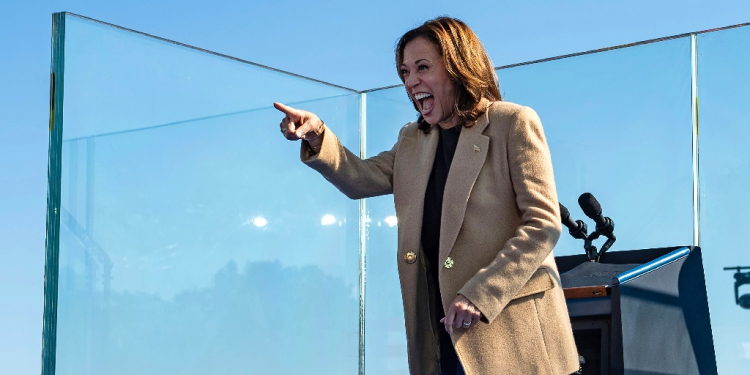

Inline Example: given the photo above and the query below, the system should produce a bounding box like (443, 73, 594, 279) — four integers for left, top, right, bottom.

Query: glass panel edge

(358, 92, 367, 375)
(42, 11, 66, 375)
(691, 33, 701, 247)
(62, 12, 359, 94)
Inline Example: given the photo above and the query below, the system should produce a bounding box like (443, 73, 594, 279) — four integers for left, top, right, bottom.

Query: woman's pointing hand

(274, 102, 325, 145)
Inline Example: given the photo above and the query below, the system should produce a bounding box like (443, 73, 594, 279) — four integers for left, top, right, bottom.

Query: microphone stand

(560, 199, 616, 262)
(584, 230, 616, 262)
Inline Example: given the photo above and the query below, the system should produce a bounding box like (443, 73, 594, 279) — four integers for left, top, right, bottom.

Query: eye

(400, 68, 409, 77)
(418, 64, 429, 71)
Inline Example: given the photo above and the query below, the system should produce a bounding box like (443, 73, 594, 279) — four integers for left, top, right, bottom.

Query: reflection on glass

(55, 14, 360, 375)
(383, 216, 398, 227)
(698, 25, 750, 374)
(497, 38, 693, 256)
(252, 217, 268, 227)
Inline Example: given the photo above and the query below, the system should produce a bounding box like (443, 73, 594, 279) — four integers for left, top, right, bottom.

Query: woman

(275, 17, 578, 375)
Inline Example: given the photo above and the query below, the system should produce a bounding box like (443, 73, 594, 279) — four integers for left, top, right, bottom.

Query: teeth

(414, 93, 432, 100)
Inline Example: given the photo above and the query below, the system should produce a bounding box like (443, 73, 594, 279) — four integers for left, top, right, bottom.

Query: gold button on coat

(404, 252, 417, 264)
(444, 257, 454, 269)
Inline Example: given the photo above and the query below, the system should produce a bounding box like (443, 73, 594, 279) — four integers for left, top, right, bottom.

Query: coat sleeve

(458, 106, 562, 323)
(301, 124, 405, 199)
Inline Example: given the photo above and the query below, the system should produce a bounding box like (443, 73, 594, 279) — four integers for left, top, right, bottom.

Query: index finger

(445, 307, 456, 335)
(273, 102, 301, 119)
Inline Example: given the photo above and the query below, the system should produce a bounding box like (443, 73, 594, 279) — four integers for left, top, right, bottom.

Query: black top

(421, 125, 461, 373)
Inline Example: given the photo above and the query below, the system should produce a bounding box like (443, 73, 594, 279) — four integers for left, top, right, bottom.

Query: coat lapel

(439, 104, 492, 262)
(391, 126, 441, 374)
(396, 127, 439, 255)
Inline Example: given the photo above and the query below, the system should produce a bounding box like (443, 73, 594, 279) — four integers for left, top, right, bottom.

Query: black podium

(555, 246, 717, 375)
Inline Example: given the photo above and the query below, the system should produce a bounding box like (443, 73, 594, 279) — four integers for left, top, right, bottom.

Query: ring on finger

(462, 321, 471, 327)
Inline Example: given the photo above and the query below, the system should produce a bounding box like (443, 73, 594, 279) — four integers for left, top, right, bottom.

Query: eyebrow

(401, 58, 430, 68)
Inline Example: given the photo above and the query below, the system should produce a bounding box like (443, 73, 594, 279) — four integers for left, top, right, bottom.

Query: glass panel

(698, 25, 750, 374)
(363, 87, 416, 375)
(53, 12, 742, 373)
(55, 14, 360, 375)
(497, 38, 693, 256)
(362, 38, 694, 371)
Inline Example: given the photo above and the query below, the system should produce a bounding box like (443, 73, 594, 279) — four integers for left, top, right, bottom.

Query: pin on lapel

(473, 144, 480, 153)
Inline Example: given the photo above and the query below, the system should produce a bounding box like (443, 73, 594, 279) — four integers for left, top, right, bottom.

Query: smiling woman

(395, 18, 502, 133)
(399, 37, 459, 129)
(273, 17, 578, 375)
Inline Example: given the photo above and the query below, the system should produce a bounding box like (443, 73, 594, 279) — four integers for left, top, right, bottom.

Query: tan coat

(301, 100, 579, 375)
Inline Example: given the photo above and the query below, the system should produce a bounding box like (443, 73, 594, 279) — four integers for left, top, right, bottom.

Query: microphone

(578, 192, 616, 261)
(578, 193, 615, 237)
(559, 203, 588, 240)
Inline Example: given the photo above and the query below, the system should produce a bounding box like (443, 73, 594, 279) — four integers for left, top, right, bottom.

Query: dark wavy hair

(395, 17, 502, 133)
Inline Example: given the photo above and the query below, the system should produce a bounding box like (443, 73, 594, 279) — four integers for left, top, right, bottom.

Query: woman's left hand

(440, 294, 482, 334)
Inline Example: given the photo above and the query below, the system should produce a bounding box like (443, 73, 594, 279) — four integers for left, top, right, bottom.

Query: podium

(555, 246, 717, 375)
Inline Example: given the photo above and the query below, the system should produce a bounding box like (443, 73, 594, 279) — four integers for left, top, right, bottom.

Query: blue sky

(1, 1, 750, 374)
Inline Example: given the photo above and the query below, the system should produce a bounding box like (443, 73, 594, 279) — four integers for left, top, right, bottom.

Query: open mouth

(414, 93, 434, 114)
